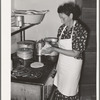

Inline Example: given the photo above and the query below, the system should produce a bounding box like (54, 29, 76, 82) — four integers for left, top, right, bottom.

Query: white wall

(13, 0, 75, 40)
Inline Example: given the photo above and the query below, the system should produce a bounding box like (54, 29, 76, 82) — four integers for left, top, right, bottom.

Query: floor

(49, 84, 96, 100)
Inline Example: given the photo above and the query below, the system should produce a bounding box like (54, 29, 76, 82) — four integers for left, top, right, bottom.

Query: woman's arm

(53, 46, 80, 57)
(42, 46, 80, 58)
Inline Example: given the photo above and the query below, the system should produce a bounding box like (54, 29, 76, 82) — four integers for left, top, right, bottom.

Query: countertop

(11, 53, 57, 86)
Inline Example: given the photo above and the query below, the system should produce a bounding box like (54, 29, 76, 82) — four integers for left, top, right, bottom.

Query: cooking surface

(11, 53, 56, 85)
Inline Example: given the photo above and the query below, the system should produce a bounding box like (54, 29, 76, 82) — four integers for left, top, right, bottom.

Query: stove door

(11, 82, 41, 100)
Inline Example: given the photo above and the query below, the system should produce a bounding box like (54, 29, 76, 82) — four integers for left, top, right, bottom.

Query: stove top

(11, 53, 56, 84)
(11, 66, 43, 79)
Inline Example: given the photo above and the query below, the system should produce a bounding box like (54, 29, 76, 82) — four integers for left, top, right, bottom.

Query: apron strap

(59, 21, 76, 39)
(59, 25, 67, 39)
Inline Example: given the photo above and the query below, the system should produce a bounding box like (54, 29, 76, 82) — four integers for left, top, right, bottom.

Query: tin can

(15, 16, 24, 27)
(17, 48, 33, 60)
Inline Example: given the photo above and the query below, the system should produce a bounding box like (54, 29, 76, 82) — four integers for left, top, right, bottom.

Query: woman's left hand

(41, 47, 54, 54)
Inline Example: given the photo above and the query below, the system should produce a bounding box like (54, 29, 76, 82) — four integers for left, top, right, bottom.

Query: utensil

(13, 10, 49, 24)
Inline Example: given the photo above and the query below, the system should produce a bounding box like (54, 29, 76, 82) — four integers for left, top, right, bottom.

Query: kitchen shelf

(11, 23, 39, 41)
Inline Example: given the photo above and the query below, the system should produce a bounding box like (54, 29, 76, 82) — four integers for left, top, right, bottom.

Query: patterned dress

(57, 20, 88, 59)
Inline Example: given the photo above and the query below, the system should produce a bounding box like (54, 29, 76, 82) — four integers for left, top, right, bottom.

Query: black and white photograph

(1, 0, 99, 100)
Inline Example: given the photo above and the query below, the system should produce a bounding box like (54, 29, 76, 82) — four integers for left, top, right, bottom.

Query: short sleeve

(72, 24, 88, 52)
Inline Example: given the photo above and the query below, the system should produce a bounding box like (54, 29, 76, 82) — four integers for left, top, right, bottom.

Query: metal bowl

(23, 14, 45, 24)
(44, 37, 58, 44)
(13, 10, 49, 24)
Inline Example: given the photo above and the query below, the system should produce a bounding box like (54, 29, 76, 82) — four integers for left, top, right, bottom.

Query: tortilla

(30, 62, 44, 68)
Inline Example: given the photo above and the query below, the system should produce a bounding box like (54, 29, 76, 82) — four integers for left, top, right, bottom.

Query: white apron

(54, 23, 83, 96)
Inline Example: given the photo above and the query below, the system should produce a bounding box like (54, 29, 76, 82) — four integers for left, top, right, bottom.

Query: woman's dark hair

(57, 2, 81, 20)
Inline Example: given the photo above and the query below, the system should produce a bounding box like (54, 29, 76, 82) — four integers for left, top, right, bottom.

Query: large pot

(46, 55, 58, 63)
(17, 40, 36, 49)
(17, 48, 33, 60)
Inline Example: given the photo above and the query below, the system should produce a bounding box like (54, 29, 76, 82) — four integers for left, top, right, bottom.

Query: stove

(11, 66, 43, 79)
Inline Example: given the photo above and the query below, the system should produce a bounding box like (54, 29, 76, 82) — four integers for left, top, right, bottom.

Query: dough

(30, 62, 44, 68)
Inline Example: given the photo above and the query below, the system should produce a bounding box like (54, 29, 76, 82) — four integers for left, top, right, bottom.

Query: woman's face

(59, 13, 73, 25)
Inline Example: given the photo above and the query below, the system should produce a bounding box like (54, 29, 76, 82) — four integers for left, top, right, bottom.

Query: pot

(17, 48, 33, 60)
(47, 55, 58, 63)
(17, 40, 36, 49)
(42, 55, 58, 64)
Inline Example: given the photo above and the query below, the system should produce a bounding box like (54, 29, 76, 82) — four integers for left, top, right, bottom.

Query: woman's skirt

(53, 89, 79, 100)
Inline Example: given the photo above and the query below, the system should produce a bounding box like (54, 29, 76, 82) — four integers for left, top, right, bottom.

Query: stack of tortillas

(30, 62, 44, 68)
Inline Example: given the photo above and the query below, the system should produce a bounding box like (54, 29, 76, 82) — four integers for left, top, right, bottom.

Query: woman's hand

(41, 47, 54, 55)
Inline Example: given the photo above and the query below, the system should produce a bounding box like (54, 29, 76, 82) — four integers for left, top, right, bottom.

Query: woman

(42, 2, 88, 100)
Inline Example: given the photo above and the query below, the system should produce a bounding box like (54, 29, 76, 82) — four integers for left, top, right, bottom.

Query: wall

(12, 0, 75, 40)
(79, 0, 96, 85)
(75, 0, 96, 96)
(11, 0, 21, 53)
